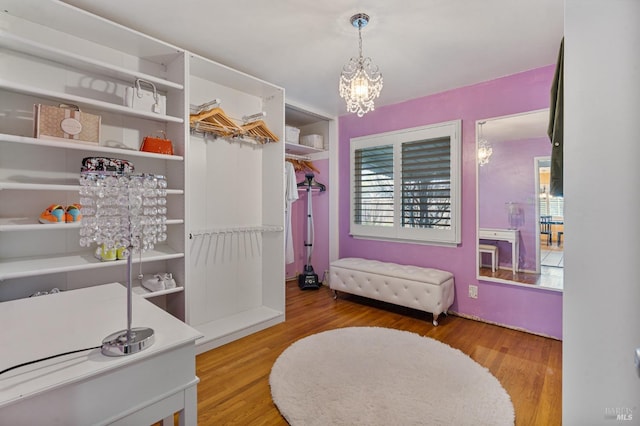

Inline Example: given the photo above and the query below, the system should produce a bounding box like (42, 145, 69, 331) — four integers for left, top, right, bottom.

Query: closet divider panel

(259, 96, 286, 310)
(186, 132, 209, 325)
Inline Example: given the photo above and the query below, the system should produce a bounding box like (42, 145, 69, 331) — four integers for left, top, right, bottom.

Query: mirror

(476, 109, 563, 291)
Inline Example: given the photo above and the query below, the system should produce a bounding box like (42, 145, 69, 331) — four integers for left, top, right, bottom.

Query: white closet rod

(190, 126, 273, 146)
(189, 225, 283, 239)
(242, 111, 266, 123)
(189, 98, 221, 114)
(285, 153, 311, 160)
(190, 99, 266, 125)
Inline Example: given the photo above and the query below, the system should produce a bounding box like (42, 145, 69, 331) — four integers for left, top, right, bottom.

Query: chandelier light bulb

(352, 73, 370, 99)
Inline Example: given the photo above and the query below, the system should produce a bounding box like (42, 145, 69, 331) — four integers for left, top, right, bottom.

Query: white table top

(0, 283, 201, 408)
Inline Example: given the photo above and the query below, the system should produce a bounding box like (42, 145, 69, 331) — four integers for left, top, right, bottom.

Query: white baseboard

(447, 310, 561, 341)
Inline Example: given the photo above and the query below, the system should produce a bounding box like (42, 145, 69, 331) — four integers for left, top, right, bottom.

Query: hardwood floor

(194, 280, 562, 425)
(479, 238, 564, 289)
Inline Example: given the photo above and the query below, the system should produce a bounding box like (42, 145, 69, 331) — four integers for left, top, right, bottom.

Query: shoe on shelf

(95, 244, 117, 261)
(162, 272, 176, 289)
(39, 204, 65, 224)
(65, 203, 82, 223)
(116, 246, 129, 260)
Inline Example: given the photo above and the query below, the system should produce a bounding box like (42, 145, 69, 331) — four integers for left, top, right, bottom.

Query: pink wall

(337, 65, 563, 339)
(286, 159, 330, 283)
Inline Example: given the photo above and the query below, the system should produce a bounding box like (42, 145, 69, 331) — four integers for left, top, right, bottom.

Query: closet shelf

(192, 306, 284, 351)
(0, 30, 184, 91)
(131, 283, 185, 299)
(0, 181, 184, 194)
(0, 246, 185, 281)
(0, 79, 184, 124)
(0, 218, 183, 232)
(285, 142, 324, 156)
(0, 133, 184, 161)
(0, 182, 79, 192)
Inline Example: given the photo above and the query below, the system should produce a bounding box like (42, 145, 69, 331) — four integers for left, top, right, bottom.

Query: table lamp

(79, 171, 168, 356)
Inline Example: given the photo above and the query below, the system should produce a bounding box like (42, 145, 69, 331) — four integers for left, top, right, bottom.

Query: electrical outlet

(468, 285, 478, 299)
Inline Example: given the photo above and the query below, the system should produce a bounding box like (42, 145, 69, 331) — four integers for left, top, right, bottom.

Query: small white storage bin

(300, 134, 323, 149)
(285, 125, 300, 144)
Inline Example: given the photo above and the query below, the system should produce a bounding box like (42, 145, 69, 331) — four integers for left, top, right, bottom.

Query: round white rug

(270, 327, 514, 426)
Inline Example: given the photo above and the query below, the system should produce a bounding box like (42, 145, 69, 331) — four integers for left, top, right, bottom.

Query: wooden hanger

(242, 120, 279, 143)
(286, 158, 320, 174)
(190, 107, 243, 136)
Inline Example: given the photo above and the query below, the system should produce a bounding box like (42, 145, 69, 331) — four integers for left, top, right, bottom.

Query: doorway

(535, 157, 564, 289)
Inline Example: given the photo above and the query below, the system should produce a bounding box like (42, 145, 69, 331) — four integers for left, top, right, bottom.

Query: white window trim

(350, 120, 462, 246)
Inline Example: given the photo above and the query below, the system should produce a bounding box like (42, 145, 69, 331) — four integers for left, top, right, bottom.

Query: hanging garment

(285, 161, 299, 264)
(548, 37, 564, 197)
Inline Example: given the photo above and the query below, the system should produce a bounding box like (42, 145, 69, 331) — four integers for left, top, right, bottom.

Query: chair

(557, 231, 564, 246)
(478, 244, 499, 272)
(540, 215, 552, 246)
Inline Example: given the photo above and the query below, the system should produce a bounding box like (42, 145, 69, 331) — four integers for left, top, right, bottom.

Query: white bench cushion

(330, 257, 453, 285)
(329, 257, 455, 326)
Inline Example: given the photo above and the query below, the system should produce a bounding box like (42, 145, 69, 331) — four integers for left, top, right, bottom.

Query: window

(350, 120, 461, 245)
(539, 194, 564, 218)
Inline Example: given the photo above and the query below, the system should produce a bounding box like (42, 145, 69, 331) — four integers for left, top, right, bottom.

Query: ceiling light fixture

(339, 13, 383, 117)
(477, 121, 493, 166)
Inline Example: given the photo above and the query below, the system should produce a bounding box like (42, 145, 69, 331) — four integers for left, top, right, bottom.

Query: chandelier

(477, 121, 493, 166)
(339, 13, 383, 117)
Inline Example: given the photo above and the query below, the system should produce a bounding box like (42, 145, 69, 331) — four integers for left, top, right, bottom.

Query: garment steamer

(297, 173, 325, 290)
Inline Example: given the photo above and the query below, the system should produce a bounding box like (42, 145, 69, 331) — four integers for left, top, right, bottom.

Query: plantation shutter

(401, 137, 451, 229)
(353, 145, 394, 226)
(539, 196, 564, 217)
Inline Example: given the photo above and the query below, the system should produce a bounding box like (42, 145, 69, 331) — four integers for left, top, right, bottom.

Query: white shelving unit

(284, 103, 332, 158)
(187, 53, 285, 353)
(0, 2, 187, 315)
(0, 29, 184, 92)
(0, 133, 184, 160)
(0, 0, 287, 350)
(0, 79, 184, 123)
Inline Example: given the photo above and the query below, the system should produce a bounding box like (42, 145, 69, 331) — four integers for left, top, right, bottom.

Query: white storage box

(285, 125, 300, 144)
(300, 134, 324, 149)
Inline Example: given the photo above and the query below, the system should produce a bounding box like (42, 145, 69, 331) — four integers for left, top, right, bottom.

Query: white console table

(479, 228, 520, 274)
(0, 283, 202, 425)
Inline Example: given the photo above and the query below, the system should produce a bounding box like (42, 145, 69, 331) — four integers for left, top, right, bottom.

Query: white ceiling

(62, 0, 564, 119)
(483, 109, 550, 143)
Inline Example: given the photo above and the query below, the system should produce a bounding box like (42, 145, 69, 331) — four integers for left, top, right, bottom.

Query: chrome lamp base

(101, 327, 155, 357)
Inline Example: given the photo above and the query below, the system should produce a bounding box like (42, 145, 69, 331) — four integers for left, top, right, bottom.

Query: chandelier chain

(358, 22, 363, 59)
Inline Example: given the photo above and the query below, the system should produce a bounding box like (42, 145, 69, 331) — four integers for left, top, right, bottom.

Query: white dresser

(0, 283, 202, 425)
(478, 228, 519, 274)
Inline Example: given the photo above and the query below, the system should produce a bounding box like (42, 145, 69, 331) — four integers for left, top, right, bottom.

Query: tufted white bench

(329, 257, 455, 326)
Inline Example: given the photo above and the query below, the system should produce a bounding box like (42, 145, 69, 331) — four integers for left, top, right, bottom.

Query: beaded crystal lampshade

(79, 171, 168, 356)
